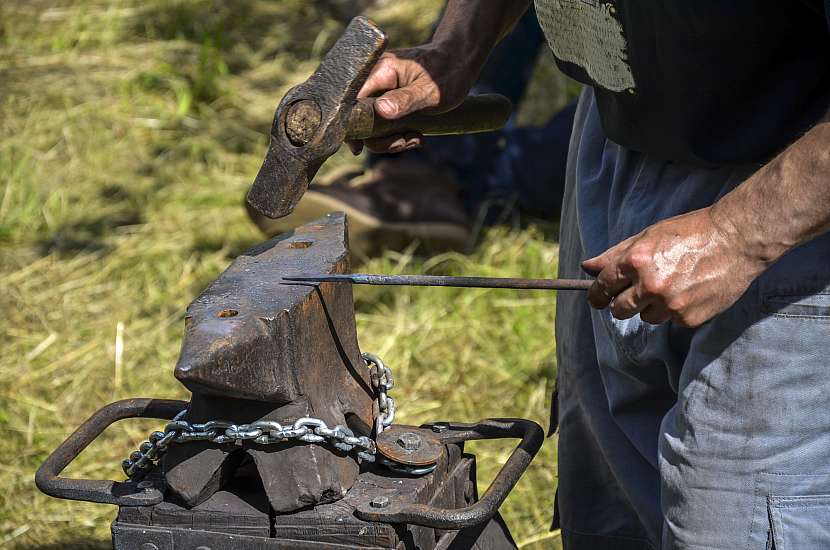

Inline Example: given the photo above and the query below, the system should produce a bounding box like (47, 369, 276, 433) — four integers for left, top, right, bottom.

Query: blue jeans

(556, 87, 830, 549)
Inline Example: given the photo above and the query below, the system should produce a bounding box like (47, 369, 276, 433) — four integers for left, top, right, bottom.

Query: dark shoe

(246, 158, 471, 253)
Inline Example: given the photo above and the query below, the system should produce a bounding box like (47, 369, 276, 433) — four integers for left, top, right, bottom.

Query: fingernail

(377, 98, 396, 117)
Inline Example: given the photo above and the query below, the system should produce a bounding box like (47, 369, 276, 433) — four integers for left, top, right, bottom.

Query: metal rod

(283, 273, 593, 291)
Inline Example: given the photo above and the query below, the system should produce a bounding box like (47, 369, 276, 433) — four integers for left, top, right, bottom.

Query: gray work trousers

(556, 87, 830, 549)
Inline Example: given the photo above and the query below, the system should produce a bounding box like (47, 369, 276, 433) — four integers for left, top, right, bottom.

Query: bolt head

(137, 480, 153, 490)
(431, 423, 448, 433)
(140, 544, 158, 550)
(370, 496, 390, 508)
(395, 432, 422, 451)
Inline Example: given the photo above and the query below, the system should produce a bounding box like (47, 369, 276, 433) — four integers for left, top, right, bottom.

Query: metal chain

(362, 351, 395, 435)
(123, 352, 396, 479)
(123, 414, 377, 478)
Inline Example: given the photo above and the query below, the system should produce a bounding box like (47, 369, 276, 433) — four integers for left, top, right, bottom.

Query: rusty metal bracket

(35, 398, 187, 506)
(355, 418, 544, 529)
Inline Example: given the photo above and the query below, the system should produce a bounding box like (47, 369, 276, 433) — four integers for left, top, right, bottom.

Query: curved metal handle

(35, 398, 187, 507)
(355, 418, 544, 529)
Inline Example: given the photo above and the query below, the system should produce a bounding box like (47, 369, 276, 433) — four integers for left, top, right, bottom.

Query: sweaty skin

(583, 116, 830, 327)
(354, 0, 830, 328)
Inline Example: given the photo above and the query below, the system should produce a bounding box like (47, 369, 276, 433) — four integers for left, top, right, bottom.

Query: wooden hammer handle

(345, 94, 512, 140)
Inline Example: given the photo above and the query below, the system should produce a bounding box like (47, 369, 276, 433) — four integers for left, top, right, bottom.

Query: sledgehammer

(247, 16, 512, 220)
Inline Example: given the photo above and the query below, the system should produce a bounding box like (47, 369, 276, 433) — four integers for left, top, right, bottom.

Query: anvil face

(166, 212, 375, 513)
(175, 211, 361, 402)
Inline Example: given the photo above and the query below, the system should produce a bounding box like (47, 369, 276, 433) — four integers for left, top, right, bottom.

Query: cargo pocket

(768, 494, 830, 549)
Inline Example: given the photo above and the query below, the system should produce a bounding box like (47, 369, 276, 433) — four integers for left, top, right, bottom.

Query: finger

(586, 257, 633, 309)
(640, 304, 671, 325)
(346, 140, 364, 156)
(364, 135, 407, 154)
(364, 133, 423, 154)
(582, 235, 634, 276)
(402, 132, 423, 150)
(358, 57, 400, 99)
(609, 285, 652, 320)
(581, 254, 605, 276)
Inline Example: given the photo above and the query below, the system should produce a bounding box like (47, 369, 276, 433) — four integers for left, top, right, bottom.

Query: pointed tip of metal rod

(282, 274, 352, 283)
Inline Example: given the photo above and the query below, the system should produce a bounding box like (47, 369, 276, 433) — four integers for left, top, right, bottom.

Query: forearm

(711, 119, 830, 267)
(432, 0, 532, 75)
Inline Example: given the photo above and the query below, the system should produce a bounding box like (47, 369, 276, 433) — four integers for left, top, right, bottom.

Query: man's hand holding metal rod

(349, 0, 830, 328)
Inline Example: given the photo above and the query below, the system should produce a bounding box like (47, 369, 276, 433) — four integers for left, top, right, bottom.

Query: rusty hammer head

(247, 17, 387, 219)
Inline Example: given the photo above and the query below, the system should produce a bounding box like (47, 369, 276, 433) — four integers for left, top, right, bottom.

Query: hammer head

(247, 17, 387, 219)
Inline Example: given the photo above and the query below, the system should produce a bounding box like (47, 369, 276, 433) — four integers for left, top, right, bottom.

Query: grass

(0, 2, 573, 548)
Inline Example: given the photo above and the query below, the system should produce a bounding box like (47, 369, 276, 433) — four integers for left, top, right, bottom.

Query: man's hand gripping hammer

(247, 16, 512, 219)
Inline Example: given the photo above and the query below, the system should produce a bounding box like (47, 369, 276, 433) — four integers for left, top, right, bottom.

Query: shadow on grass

(37, 209, 144, 256)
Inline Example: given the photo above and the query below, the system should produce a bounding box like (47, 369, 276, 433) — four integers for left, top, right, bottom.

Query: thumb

(581, 253, 608, 276)
(374, 86, 431, 120)
(583, 234, 634, 275)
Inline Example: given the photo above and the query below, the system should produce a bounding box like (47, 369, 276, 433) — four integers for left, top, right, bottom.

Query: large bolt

(396, 432, 422, 451)
(140, 544, 158, 550)
(370, 496, 390, 508)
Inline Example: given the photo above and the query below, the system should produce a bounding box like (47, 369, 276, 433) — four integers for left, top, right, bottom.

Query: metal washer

(376, 426, 444, 466)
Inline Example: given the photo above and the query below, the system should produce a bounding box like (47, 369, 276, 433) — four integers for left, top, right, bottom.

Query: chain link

(362, 352, 395, 435)
(123, 352, 397, 479)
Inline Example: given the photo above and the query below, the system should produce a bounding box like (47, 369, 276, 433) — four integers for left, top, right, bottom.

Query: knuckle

(626, 247, 651, 270)
(666, 295, 687, 314)
(640, 277, 665, 296)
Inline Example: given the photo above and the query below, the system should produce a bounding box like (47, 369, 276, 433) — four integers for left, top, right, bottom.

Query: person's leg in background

(249, 5, 576, 252)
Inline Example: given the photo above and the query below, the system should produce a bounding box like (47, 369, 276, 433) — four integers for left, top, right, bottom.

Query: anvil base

(112, 443, 516, 550)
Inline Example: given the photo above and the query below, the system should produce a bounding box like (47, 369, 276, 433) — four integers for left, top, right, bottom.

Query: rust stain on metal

(376, 426, 444, 467)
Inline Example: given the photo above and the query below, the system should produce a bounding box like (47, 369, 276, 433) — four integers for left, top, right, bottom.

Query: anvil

(165, 212, 375, 512)
(35, 212, 545, 548)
